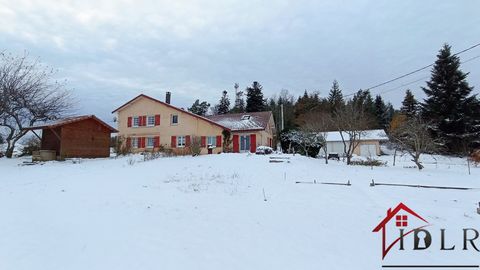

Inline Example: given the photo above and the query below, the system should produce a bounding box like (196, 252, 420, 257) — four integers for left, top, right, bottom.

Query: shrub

(190, 136, 202, 156)
(143, 145, 175, 161)
(222, 129, 232, 153)
(20, 136, 41, 156)
(350, 157, 387, 167)
(143, 150, 162, 161)
(113, 136, 131, 156)
(471, 149, 480, 164)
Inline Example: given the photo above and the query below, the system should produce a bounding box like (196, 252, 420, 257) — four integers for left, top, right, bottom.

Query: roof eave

(112, 94, 230, 131)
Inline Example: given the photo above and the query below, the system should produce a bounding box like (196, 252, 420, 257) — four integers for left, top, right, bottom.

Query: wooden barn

(24, 115, 117, 160)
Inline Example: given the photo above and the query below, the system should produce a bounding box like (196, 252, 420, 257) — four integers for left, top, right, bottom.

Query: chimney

(165, 91, 171, 104)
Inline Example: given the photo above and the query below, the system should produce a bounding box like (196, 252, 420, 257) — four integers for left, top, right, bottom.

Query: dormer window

(241, 115, 251, 120)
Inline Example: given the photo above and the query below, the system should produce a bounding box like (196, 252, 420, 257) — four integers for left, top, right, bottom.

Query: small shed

(320, 129, 388, 157)
(24, 115, 117, 160)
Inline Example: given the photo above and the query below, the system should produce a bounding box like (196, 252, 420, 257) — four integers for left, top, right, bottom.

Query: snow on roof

(23, 115, 118, 132)
(323, 129, 388, 142)
(206, 111, 272, 131)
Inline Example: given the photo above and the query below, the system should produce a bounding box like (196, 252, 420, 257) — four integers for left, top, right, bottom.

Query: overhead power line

(344, 42, 480, 97)
(366, 54, 480, 97)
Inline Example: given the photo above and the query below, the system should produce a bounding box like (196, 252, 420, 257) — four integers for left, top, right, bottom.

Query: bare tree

(281, 129, 324, 157)
(389, 117, 439, 170)
(0, 52, 72, 158)
(301, 112, 333, 164)
(332, 103, 373, 165)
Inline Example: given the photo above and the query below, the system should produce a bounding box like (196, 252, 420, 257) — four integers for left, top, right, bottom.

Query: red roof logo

(372, 203, 429, 259)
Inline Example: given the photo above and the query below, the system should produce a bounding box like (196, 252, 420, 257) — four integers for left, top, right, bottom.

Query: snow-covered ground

(0, 153, 479, 269)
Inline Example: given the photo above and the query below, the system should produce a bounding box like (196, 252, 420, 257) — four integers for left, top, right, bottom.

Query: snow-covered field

(0, 153, 479, 269)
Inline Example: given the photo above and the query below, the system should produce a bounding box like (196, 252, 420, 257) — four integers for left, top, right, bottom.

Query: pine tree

(245, 81, 266, 112)
(422, 43, 480, 153)
(352, 89, 375, 116)
(400, 89, 419, 118)
(188, 99, 210, 116)
(216, 90, 230, 115)
(374, 95, 389, 129)
(231, 83, 245, 113)
(327, 80, 344, 113)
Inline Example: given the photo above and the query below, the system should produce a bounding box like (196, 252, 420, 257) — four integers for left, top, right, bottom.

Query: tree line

(1, 44, 479, 163)
(192, 44, 480, 168)
(188, 81, 268, 116)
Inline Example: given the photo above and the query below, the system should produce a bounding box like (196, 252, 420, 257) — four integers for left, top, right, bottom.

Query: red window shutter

(233, 134, 239, 153)
(250, 134, 256, 153)
(216, 135, 222, 147)
(171, 136, 176, 148)
(141, 137, 146, 148)
(186, 135, 191, 147)
(155, 114, 161, 126)
(142, 116, 147, 126)
(154, 136, 160, 147)
(127, 117, 132, 127)
(201, 136, 206, 147)
(126, 137, 131, 147)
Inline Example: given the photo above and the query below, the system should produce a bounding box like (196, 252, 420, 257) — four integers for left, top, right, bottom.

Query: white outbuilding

(320, 129, 388, 157)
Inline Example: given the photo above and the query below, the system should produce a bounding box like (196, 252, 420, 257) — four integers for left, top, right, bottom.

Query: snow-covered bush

(143, 151, 162, 161)
(0, 134, 4, 158)
(350, 157, 386, 167)
(281, 130, 325, 157)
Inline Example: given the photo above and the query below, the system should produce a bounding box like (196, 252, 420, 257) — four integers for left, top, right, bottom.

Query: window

(171, 114, 179, 125)
(207, 136, 216, 147)
(147, 137, 154, 148)
(131, 137, 139, 148)
(147, 116, 155, 127)
(241, 115, 251, 120)
(396, 215, 408, 227)
(133, 116, 140, 127)
(177, 136, 186, 147)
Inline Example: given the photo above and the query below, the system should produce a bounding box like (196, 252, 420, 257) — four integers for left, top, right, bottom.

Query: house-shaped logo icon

(372, 203, 430, 259)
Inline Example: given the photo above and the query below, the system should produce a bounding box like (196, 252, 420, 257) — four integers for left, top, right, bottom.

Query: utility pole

(280, 103, 284, 131)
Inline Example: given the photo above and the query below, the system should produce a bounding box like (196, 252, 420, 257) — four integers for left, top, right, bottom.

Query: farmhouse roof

(23, 115, 118, 132)
(206, 111, 272, 132)
(111, 94, 230, 131)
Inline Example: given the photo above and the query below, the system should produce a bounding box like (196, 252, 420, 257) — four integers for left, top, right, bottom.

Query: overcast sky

(1, 0, 479, 123)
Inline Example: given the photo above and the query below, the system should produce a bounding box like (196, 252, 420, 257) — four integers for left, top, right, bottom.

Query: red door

(250, 134, 256, 153)
(233, 134, 239, 153)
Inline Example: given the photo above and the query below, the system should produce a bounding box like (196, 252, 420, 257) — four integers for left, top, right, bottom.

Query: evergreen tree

(351, 89, 375, 116)
(269, 89, 296, 137)
(400, 89, 419, 118)
(422, 44, 480, 153)
(188, 99, 210, 116)
(245, 81, 266, 112)
(327, 80, 344, 113)
(216, 90, 230, 114)
(374, 95, 389, 129)
(231, 83, 245, 113)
